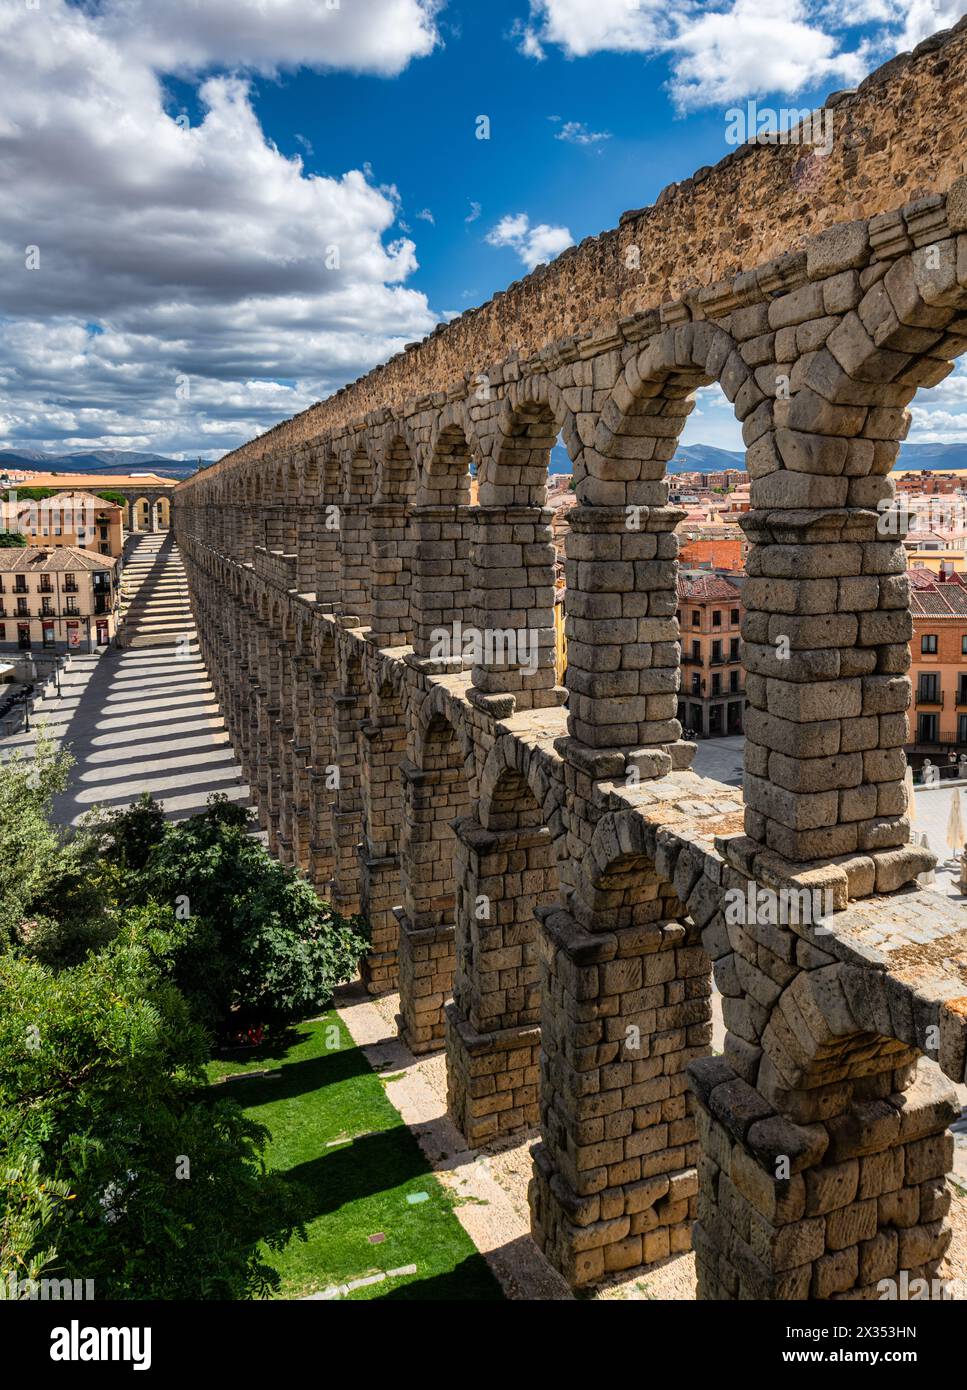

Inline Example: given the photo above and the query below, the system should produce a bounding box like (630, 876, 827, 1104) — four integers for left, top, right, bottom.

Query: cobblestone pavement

(0, 532, 253, 824)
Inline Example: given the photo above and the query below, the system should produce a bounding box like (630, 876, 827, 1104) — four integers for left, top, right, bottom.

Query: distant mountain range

(551, 441, 967, 474)
(0, 449, 199, 480)
(2, 439, 965, 484)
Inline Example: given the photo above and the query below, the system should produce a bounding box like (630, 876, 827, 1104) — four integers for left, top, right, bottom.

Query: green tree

(0, 533, 27, 548)
(0, 935, 302, 1299)
(0, 1152, 74, 1296)
(99, 794, 368, 1033)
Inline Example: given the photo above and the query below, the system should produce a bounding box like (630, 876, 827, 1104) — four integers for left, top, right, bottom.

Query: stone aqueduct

(175, 29, 967, 1298)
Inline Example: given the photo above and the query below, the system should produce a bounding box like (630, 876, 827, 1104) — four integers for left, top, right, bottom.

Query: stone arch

(480, 373, 575, 505)
(358, 663, 409, 993)
(373, 423, 419, 503)
(338, 442, 373, 626)
(299, 445, 320, 501)
(421, 399, 478, 506)
(468, 376, 568, 712)
(132, 495, 151, 532)
(446, 733, 564, 1145)
(412, 685, 476, 783)
(367, 425, 417, 648)
(530, 809, 712, 1287)
(397, 699, 475, 1054)
(588, 322, 750, 504)
(408, 401, 479, 666)
(478, 733, 565, 841)
(691, 925, 965, 1300)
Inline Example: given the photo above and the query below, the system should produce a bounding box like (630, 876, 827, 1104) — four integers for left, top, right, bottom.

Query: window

(16, 598, 28, 617)
(691, 641, 701, 662)
(918, 673, 941, 703)
(711, 673, 722, 696)
(918, 713, 939, 744)
(921, 634, 938, 654)
(100, 544, 110, 556)
(691, 672, 701, 695)
(711, 640, 723, 664)
(729, 638, 740, 662)
(962, 635, 967, 656)
(0, 624, 5, 641)
(100, 526, 108, 541)
(960, 714, 967, 744)
(712, 610, 722, 627)
(959, 676, 967, 705)
(730, 609, 739, 625)
(729, 670, 740, 693)
(691, 611, 700, 627)
(14, 576, 26, 593)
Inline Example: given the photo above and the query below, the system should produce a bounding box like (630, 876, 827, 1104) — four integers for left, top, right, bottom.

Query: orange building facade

(908, 566, 967, 752)
(675, 570, 745, 738)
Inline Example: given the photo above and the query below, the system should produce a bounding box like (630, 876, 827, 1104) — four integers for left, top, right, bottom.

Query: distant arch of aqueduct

(176, 26, 967, 1298)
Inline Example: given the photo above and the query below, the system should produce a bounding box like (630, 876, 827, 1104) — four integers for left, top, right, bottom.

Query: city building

(677, 523, 746, 572)
(0, 472, 176, 533)
(10, 489, 124, 558)
(894, 469, 966, 495)
(907, 565, 967, 754)
(0, 547, 120, 652)
(676, 570, 746, 737)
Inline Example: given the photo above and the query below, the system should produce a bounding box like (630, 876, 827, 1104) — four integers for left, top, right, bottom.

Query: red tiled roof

(907, 566, 967, 616)
(677, 571, 743, 602)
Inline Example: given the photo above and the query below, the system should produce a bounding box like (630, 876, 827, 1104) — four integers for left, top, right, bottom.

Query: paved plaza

(0, 532, 252, 825)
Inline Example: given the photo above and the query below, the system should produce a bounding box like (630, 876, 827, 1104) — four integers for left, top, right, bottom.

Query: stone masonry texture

(175, 25, 967, 1297)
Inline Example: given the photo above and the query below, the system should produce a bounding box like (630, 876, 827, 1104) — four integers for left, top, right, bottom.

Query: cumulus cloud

(0, 0, 439, 459)
(486, 213, 574, 270)
(96, 0, 441, 77)
(518, 0, 959, 111)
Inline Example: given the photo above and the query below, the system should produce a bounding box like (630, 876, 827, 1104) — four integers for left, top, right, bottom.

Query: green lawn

(207, 1014, 503, 1301)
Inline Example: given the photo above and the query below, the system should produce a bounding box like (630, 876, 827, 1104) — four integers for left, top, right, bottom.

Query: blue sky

(0, 0, 964, 460)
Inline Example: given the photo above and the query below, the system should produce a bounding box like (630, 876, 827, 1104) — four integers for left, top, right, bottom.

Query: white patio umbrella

(945, 789, 965, 862)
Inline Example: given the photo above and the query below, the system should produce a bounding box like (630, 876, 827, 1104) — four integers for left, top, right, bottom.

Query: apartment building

(0, 547, 120, 652)
(676, 570, 745, 738)
(908, 565, 967, 751)
(11, 489, 124, 559)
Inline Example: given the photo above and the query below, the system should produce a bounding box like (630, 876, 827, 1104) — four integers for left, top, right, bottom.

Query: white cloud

(97, 0, 441, 77)
(519, 0, 959, 111)
(553, 119, 612, 145)
(486, 213, 574, 270)
(0, 0, 439, 458)
(416, 208, 436, 223)
(465, 200, 483, 223)
(666, 0, 869, 111)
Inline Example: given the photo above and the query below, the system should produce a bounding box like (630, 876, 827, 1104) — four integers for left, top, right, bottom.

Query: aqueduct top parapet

(180, 20, 967, 480)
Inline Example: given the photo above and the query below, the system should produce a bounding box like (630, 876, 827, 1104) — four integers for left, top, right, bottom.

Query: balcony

(916, 690, 944, 707)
